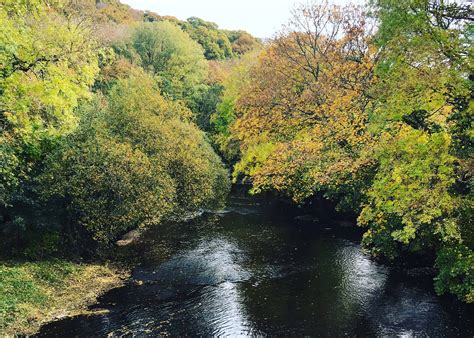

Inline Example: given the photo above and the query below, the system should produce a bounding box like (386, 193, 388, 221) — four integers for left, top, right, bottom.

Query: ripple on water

(336, 243, 389, 309)
(133, 237, 252, 286)
(35, 195, 474, 337)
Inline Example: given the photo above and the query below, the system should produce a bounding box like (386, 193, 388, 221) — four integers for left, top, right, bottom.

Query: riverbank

(35, 192, 474, 336)
(0, 260, 129, 336)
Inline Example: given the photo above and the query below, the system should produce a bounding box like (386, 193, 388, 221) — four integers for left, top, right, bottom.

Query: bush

(40, 71, 229, 245)
(42, 135, 176, 244)
(435, 244, 474, 303)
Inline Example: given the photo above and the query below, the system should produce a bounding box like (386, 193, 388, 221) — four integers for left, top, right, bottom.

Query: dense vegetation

(1, 0, 258, 332)
(0, 0, 255, 255)
(212, 0, 473, 303)
(0, 0, 472, 333)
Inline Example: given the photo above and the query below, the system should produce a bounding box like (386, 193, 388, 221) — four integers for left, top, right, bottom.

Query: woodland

(0, 0, 472, 334)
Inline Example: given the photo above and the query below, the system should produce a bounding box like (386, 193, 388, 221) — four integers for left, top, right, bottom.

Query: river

(37, 189, 473, 336)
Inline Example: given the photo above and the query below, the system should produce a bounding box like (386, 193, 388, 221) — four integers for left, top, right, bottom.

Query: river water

(38, 191, 473, 336)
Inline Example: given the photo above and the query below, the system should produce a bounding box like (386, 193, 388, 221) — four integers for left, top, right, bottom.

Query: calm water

(38, 191, 473, 336)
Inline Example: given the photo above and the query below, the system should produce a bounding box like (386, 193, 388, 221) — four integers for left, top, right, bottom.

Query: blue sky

(121, 0, 363, 39)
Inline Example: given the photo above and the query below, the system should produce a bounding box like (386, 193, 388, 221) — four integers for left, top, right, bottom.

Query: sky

(121, 0, 363, 39)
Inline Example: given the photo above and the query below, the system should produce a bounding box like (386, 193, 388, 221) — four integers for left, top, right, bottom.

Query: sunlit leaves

(131, 21, 208, 102)
(358, 127, 460, 252)
(231, 3, 376, 207)
(0, 2, 98, 136)
(40, 71, 229, 244)
(0, 1, 99, 206)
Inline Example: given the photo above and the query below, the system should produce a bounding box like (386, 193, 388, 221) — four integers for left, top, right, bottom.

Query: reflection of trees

(239, 239, 387, 335)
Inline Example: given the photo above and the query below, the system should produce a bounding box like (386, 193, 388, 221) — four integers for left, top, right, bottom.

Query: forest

(0, 0, 472, 335)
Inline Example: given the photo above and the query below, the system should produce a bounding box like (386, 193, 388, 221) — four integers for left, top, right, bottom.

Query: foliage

(1, 0, 472, 310)
(0, 1, 99, 207)
(192, 84, 225, 132)
(225, 30, 261, 56)
(362, 0, 473, 300)
(1, 2, 230, 249)
(0, 1, 98, 136)
(217, 0, 473, 302)
(131, 21, 208, 102)
(42, 133, 176, 244)
(435, 244, 474, 303)
(211, 51, 261, 162)
(40, 71, 229, 244)
(359, 128, 460, 258)
(104, 71, 230, 212)
(232, 3, 376, 205)
(140, 14, 260, 60)
(181, 17, 233, 60)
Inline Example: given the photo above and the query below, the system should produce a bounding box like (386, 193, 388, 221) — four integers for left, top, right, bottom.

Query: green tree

(131, 21, 208, 102)
(362, 0, 473, 302)
(0, 0, 99, 207)
(42, 128, 176, 244)
(41, 70, 229, 245)
(181, 17, 233, 60)
(105, 70, 229, 212)
(211, 51, 260, 162)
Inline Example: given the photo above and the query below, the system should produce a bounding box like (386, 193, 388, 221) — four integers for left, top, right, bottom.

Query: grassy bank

(0, 260, 128, 336)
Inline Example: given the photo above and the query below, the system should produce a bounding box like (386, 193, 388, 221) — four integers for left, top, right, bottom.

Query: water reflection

(369, 282, 456, 336)
(134, 236, 256, 335)
(37, 194, 473, 336)
(337, 244, 388, 310)
(134, 237, 251, 285)
(196, 282, 256, 335)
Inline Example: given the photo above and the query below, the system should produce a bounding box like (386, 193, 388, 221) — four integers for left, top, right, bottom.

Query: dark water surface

(38, 192, 473, 336)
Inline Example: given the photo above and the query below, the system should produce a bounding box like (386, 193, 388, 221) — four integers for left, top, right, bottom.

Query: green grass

(0, 260, 125, 335)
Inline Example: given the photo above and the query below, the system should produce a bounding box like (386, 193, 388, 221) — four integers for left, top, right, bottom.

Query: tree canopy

(132, 21, 208, 101)
(0, 0, 472, 305)
(0, 0, 230, 253)
(211, 0, 473, 303)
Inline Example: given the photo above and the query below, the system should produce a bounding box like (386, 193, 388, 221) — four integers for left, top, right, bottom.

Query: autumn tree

(233, 2, 377, 206)
(226, 0, 473, 302)
(225, 30, 261, 56)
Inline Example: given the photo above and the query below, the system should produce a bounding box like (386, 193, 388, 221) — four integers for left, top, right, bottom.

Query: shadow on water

(37, 188, 473, 336)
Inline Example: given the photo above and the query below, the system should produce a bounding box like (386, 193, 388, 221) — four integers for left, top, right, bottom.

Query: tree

(42, 127, 176, 244)
(362, 0, 473, 302)
(131, 21, 208, 102)
(104, 70, 230, 212)
(232, 2, 377, 206)
(0, 0, 99, 207)
(225, 30, 261, 55)
(211, 51, 260, 162)
(181, 17, 233, 60)
(41, 69, 229, 245)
